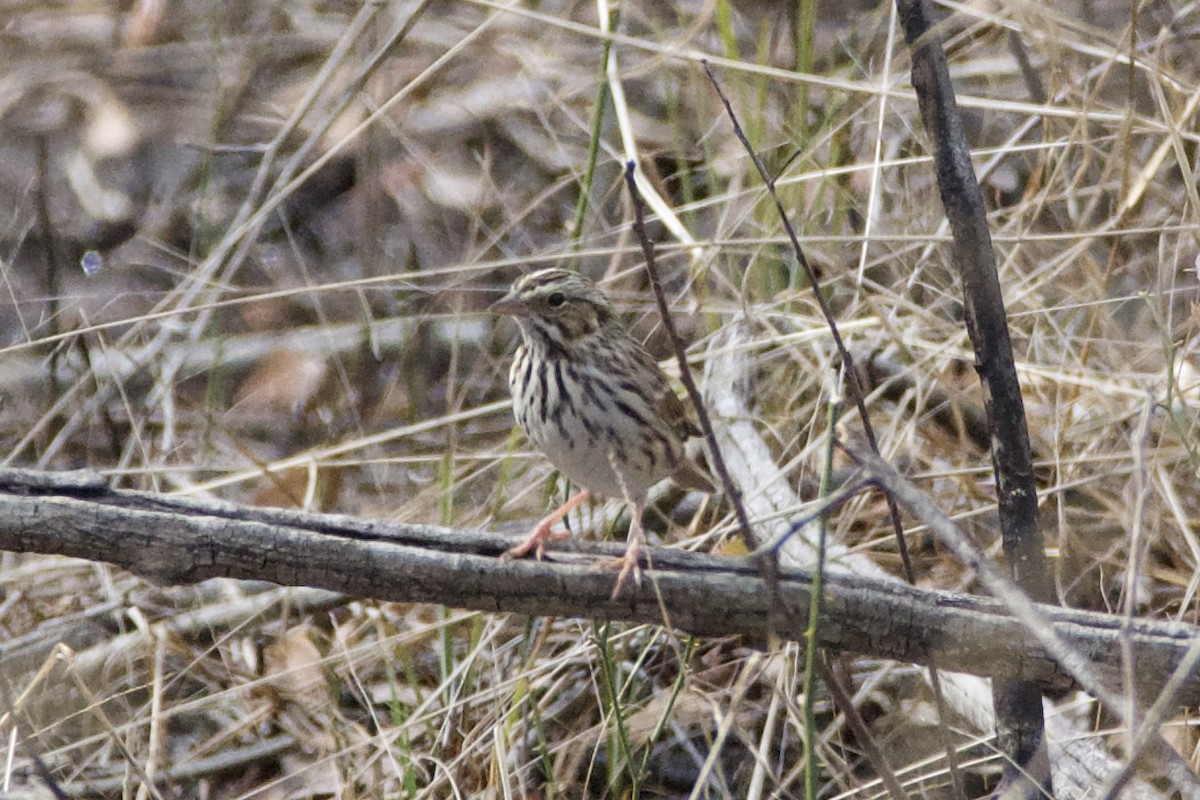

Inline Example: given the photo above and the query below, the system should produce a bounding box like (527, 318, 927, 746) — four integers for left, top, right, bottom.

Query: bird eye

(546, 292, 565, 307)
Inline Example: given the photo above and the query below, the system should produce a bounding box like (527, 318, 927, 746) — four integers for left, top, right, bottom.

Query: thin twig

(620, 163, 773, 588)
(1098, 633, 1200, 799)
(700, 61, 915, 583)
(818, 656, 910, 800)
(702, 60, 968, 797)
(842, 442, 1200, 796)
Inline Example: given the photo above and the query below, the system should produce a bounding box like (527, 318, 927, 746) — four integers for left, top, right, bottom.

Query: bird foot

(503, 522, 571, 561)
(502, 490, 590, 561)
(604, 539, 643, 599)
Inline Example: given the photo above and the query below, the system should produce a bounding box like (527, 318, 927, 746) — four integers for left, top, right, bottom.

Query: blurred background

(1, 0, 1198, 796)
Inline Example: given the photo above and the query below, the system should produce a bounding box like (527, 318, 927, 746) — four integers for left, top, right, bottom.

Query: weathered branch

(0, 467, 1197, 708)
(896, 0, 1051, 793)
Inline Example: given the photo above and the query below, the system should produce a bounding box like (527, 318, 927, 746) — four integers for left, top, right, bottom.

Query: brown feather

(655, 388, 715, 492)
(655, 389, 702, 441)
(671, 454, 716, 494)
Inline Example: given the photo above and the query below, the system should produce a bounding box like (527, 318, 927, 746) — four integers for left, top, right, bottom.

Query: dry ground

(1, 0, 1198, 797)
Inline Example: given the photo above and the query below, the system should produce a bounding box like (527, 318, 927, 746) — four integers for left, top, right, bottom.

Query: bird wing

(627, 344, 697, 439)
(657, 389, 702, 441)
(630, 345, 716, 494)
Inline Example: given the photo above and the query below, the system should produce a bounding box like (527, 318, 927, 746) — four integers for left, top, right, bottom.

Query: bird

(490, 268, 714, 598)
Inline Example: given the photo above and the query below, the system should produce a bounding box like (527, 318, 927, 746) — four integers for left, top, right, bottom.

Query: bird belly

(511, 353, 675, 500)
(535, 423, 645, 498)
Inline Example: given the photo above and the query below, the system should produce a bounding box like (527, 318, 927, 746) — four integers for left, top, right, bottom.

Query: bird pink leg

(504, 490, 591, 561)
(609, 503, 646, 599)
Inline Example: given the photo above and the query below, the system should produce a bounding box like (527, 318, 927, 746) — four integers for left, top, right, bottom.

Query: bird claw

(607, 541, 643, 599)
(503, 524, 570, 561)
(502, 490, 590, 561)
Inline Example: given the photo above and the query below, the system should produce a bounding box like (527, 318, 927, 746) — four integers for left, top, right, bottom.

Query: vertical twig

(621, 164, 766, 575)
(893, 1, 1052, 794)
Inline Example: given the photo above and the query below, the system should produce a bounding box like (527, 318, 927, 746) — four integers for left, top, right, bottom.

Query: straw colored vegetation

(0, 0, 1197, 797)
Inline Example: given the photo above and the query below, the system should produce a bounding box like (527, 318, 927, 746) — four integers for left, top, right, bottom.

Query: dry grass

(1, 0, 1198, 796)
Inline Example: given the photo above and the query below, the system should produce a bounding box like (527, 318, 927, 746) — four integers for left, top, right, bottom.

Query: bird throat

(522, 313, 601, 358)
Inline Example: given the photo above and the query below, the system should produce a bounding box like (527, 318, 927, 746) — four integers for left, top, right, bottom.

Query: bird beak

(489, 294, 527, 317)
